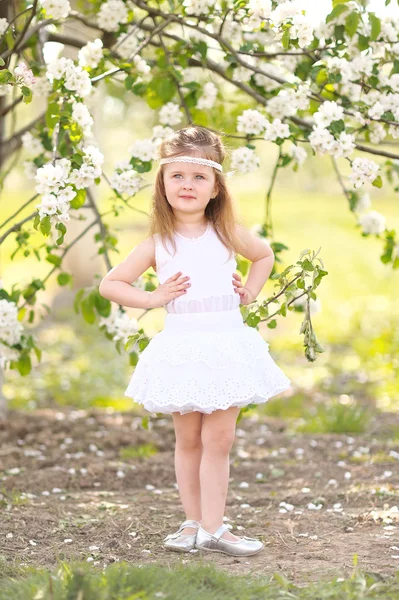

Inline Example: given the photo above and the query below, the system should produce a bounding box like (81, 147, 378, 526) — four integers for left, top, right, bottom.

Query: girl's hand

(149, 271, 190, 308)
(232, 272, 256, 306)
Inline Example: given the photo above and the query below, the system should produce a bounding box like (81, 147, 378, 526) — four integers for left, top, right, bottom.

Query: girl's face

(163, 161, 218, 219)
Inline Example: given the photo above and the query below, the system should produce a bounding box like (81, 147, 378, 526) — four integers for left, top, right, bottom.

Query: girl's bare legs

(200, 406, 242, 542)
(171, 410, 203, 535)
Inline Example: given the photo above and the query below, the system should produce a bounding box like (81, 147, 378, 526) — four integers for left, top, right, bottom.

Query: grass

(0, 558, 398, 600)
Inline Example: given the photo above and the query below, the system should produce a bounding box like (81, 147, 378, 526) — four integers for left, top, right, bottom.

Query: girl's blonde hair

(148, 125, 244, 258)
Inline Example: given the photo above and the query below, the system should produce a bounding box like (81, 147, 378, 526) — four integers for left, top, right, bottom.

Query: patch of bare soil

(0, 408, 398, 585)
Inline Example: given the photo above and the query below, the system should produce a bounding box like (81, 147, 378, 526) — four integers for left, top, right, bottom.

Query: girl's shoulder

(233, 222, 273, 262)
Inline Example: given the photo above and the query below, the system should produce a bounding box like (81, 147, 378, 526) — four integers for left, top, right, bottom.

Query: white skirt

(124, 307, 291, 415)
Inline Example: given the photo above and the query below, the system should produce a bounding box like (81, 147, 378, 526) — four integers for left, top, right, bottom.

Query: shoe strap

(211, 524, 230, 540)
(179, 519, 200, 532)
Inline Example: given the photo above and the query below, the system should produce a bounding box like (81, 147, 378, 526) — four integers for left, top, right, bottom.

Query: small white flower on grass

(6, 533, 13, 539)
(29, 540, 37, 546)
(145, 484, 155, 490)
(307, 503, 322, 510)
(64, 539, 73, 543)
(239, 482, 249, 488)
(344, 472, 352, 480)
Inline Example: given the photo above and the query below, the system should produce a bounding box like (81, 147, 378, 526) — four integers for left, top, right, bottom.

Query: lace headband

(159, 155, 223, 172)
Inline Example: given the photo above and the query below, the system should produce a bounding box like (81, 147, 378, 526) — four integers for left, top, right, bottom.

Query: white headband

(159, 155, 223, 172)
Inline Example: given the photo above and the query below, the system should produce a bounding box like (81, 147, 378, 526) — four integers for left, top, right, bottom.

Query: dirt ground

(0, 407, 398, 585)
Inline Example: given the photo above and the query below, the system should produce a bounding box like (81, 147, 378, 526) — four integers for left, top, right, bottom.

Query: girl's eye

(173, 174, 204, 179)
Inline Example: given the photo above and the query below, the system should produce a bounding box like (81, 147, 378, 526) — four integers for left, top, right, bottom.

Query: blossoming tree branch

(1, 0, 397, 381)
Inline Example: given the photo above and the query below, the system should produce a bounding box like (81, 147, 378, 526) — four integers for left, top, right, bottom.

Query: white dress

(125, 221, 291, 415)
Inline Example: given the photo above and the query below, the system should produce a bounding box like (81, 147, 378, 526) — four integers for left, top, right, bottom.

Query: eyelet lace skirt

(124, 307, 291, 415)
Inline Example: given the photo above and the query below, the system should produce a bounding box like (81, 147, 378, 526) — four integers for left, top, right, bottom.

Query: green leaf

(73, 288, 85, 314)
(326, 4, 348, 23)
(81, 296, 96, 324)
(267, 319, 277, 329)
(33, 214, 40, 231)
(302, 259, 314, 271)
(70, 189, 86, 209)
(45, 254, 62, 267)
(345, 12, 360, 38)
(45, 102, 60, 129)
(40, 216, 51, 236)
(57, 272, 72, 286)
(357, 34, 369, 51)
(333, 0, 349, 5)
(129, 352, 139, 366)
(149, 76, 176, 103)
(20, 86, 31, 97)
(124, 74, 136, 90)
(246, 313, 260, 328)
(281, 28, 290, 49)
(369, 13, 381, 41)
(372, 175, 383, 188)
(0, 57, 5, 67)
(94, 292, 111, 317)
(17, 354, 32, 376)
(0, 70, 13, 84)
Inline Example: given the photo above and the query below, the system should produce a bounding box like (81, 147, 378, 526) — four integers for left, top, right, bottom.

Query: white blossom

(358, 210, 386, 235)
(64, 65, 92, 98)
(182, 0, 214, 16)
(97, 0, 129, 32)
(41, 0, 71, 20)
(133, 55, 151, 75)
(290, 13, 314, 48)
(111, 168, 142, 196)
(152, 125, 174, 142)
(368, 101, 385, 120)
(313, 101, 344, 128)
(264, 118, 290, 141)
(230, 146, 260, 173)
(271, 0, 304, 27)
(14, 63, 36, 87)
(287, 143, 307, 166)
(30, 75, 52, 97)
(129, 139, 158, 162)
(197, 82, 218, 110)
(247, 0, 272, 21)
(159, 102, 183, 126)
(0, 18, 9, 37)
(22, 132, 45, 157)
(354, 192, 371, 213)
(72, 101, 94, 135)
(237, 109, 268, 135)
(99, 309, 139, 344)
(0, 299, 24, 347)
(78, 39, 103, 69)
(368, 122, 387, 144)
(349, 157, 380, 188)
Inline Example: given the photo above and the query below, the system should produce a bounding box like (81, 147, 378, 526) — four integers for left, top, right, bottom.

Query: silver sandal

(163, 519, 201, 553)
(195, 523, 264, 556)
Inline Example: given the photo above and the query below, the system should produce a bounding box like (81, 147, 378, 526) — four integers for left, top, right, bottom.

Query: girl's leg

(171, 410, 203, 535)
(200, 406, 242, 542)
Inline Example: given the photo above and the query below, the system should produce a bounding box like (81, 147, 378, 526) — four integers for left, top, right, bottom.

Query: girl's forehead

(163, 161, 214, 175)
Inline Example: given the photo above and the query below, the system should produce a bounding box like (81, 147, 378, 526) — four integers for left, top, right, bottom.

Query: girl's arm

(235, 224, 274, 301)
(99, 236, 156, 309)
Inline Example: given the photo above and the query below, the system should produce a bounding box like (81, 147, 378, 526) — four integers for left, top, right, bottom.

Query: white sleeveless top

(153, 221, 241, 314)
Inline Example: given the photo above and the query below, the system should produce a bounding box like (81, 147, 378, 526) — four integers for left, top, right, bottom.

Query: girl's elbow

(98, 278, 111, 299)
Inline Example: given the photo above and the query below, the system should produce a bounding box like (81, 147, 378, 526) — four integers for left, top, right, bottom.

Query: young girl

(99, 125, 291, 557)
